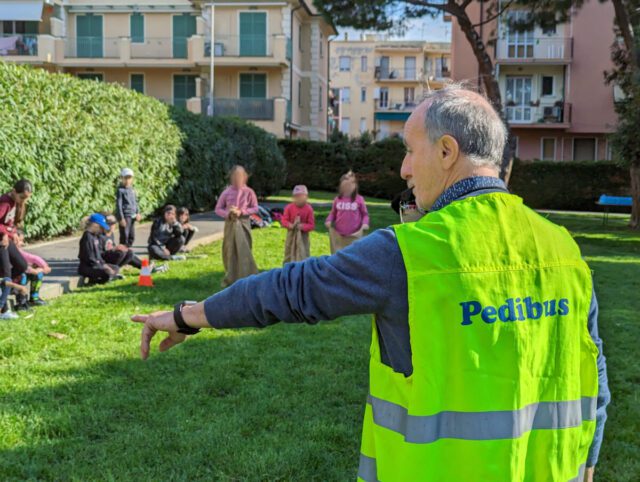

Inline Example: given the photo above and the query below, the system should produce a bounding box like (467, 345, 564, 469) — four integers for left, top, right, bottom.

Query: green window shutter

(172, 14, 196, 59)
(130, 74, 144, 93)
(130, 13, 144, 43)
(25, 21, 38, 34)
(239, 73, 266, 98)
(239, 12, 266, 56)
(173, 75, 197, 108)
(77, 14, 102, 58)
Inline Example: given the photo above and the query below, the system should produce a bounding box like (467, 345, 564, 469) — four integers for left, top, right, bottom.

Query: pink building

(450, 1, 618, 161)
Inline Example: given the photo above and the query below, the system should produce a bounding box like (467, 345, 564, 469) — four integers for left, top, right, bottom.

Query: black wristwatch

(173, 301, 200, 335)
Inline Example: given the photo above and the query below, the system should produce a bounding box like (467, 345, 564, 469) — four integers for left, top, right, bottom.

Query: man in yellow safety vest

(132, 86, 609, 481)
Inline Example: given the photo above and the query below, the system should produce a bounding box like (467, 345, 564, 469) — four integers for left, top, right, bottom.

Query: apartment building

(450, 0, 617, 161)
(329, 35, 451, 139)
(0, 0, 336, 139)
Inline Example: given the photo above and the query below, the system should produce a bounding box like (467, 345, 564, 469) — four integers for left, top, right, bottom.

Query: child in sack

(281, 185, 315, 264)
(325, 172, 370, 254)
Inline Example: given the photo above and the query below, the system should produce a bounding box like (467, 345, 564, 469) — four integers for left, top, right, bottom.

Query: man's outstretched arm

(132, 229, 403, 359)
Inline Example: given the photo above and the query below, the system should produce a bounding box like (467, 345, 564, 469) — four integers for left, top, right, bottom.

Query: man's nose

(400, 155, 411, 181)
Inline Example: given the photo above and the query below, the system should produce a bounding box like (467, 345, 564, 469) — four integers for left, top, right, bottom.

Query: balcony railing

(64, 37, 120, 58)
(130, 38, 176, 59)
(202, 98, 275, 120)
(0, 34, 38, 56)
(505, 102, 571, 124)
(376, 98, 418, 111)
(205, 34, 275, 57)
(496, 37, 573, 61)
(375, 67, 421, 81)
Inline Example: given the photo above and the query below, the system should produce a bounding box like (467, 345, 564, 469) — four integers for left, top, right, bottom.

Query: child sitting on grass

(13, 229, 50, 309)
(78, 213, 122, 285)
(281, 185, 315, 264)
(148, 205, 186, 261)
(0, 233, 29, 320)
(325, 171, 370, 254)
(103, 215, 168, 273)
(177, 207, 198, 252)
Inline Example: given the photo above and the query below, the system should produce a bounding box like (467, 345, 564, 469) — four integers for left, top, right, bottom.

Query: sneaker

(29, 298, 48, 307)
(15, 302, 31, 312)
(0, 311, 19, 320)
(113, 274, 125, 280)
(152, 264, 169, 274)
(170, 255, 187, 261)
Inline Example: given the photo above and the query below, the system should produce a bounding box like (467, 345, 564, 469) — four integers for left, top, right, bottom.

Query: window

(404, 56, 416, 80)
(505, 76, 533, 122)
(360, 87, 366, 103)
(506, 11, 534, 58)
(361, 55, 368, 72)
(340, 87, 350, 104)
(239, 73, 267, 98)
(298, 81, 302, 107)
(77, 73, 103, 81)
(542, 22, 557, 36)
(573, 138, 596, 161)
(319, 86, 323, 111)
(339, 56, 351, 72)
(130, 13, 144, 43)
(340, 117, 350, 135)
(360, 117, 367, 134)
(320, 33, 323, 58)
(541, 138, 556, 160)
(379, 87, 389, 108)
(541, 76, 554, 96)
(404, 87, 415, 105)
(1, 20, 38, 34)
(130, 73, 144, 93)
(173, 74, 197, 108)
(239, 12, 266, 56)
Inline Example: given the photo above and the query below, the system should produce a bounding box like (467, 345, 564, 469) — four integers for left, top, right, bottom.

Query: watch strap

(173, 302, 200, 335)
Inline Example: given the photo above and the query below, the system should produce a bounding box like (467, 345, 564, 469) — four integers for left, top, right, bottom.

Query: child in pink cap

(281, 185, 315, 263)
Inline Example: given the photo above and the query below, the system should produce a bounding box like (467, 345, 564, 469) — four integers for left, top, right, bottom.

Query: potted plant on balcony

(506, 100, 516, 107)
(530, 99, 540, 107)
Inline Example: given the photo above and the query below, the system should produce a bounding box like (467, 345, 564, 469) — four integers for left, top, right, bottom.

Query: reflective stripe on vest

(366, 393, 596, 444)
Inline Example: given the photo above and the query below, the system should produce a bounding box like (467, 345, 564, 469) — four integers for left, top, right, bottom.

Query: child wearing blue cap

(77, 213, 122, 285)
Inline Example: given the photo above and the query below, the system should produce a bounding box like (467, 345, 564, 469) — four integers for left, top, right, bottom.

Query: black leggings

(78, 264, 119, 284)
(0, 240, 28, 279)
(148, 236, 185, 261)
(184, 227, 196, 246)
(103, 249, 143, 269)
(118, 217, 136, 247)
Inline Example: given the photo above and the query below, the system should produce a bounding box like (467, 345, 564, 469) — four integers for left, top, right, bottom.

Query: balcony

(64, 37, 121, 59)
(505, 102, 571, 127)
(375, 67, 421, 82)
(0, 34, 38, 57)
(203, 34, 290, 67)
(130, 38, 182, 59)
(495, 37, 573, 64)
(201, 98, 275, 120)
(376, 98, 418, 111)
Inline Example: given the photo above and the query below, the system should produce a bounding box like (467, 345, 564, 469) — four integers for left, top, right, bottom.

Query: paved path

(24, 211, 225, 300)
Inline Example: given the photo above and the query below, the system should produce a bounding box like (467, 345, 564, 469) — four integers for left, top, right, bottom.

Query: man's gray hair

(423, 85, 507, 170)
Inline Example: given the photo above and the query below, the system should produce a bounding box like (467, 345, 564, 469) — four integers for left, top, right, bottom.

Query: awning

(375, 111, 411, 122)
(0, 1, 43, 21)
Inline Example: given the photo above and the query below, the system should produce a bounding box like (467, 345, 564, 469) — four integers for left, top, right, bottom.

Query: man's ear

(437, 135, 460, 170)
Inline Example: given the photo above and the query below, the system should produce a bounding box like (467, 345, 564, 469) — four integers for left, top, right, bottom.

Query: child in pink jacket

(325, 171, 370, 254)
(14, 229, 51, 308)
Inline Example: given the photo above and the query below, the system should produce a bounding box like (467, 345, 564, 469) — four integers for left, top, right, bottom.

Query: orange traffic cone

(138, 259, 154, 287)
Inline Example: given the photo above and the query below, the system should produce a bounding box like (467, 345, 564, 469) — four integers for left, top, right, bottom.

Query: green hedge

(280, 137, 406, 198)
(0, 62, 182, 239)
(169, 109, 286, 208)
(509, 160, 630, 211)
(280, 138, 630, 210)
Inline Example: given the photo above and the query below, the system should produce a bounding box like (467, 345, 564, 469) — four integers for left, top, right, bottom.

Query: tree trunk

(453, 7, 514, 182)
(630, 164, 640, 229)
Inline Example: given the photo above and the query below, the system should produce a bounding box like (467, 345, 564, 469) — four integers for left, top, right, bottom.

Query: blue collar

(430, 176, 508, 212)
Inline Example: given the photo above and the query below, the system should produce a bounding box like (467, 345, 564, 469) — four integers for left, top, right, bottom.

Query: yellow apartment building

(0, 0, 336, 139)
(329, 36, 451, 139)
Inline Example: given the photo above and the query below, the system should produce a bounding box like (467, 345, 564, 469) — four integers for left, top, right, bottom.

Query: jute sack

(329, 227, 362, 255)
(221, 217, 258, 287)
(283, 226, 310, 264)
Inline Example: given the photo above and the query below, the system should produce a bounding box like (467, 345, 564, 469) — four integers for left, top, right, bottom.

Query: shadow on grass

(0, 319, 370, 481)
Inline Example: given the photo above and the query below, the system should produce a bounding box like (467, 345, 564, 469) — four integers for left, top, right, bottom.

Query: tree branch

(471, 0, 514, 28)
(402, 0, 451, 13)
(611, 0, 635, 54)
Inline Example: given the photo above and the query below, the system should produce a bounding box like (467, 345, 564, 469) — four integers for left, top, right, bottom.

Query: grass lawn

(0, 199, 638, 481)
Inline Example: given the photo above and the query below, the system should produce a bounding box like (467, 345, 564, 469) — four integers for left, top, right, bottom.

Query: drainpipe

(289, 3, 302, 138)
(327, 34, 337, 140)
(209, 3, 215, 116)
(478, 0, 484, 89)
